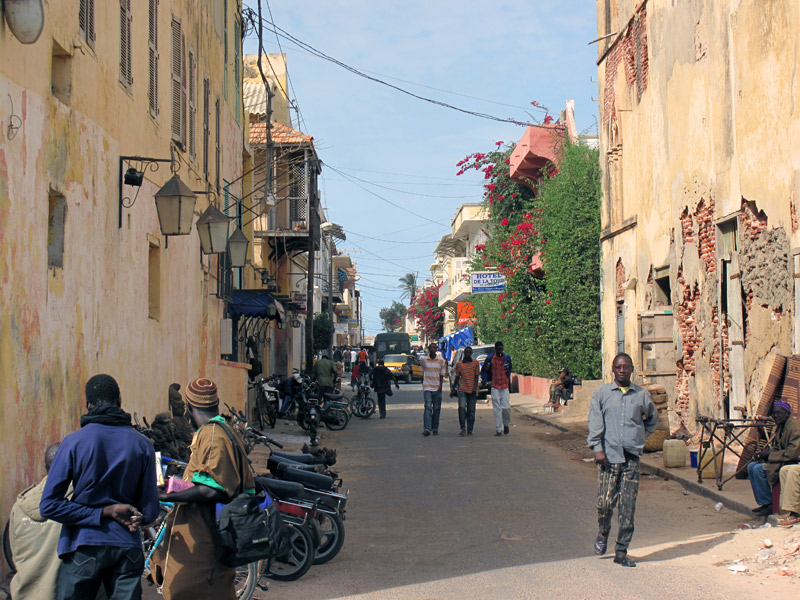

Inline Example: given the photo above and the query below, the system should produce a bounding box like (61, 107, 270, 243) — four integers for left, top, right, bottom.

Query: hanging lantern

(226, 227, 249, 268)
(153, 174, 197, 236)
(196, 204, 229, 254)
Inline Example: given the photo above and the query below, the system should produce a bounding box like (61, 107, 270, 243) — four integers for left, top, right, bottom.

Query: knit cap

(185, 378, 219, 408)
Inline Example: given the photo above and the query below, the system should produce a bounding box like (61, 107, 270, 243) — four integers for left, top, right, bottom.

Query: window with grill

(188, 48, 196, 160)
(289, 161, 307, 226)
(119, 0, 132, 91)
(79, 0, 95, 49)
(170, 17, 186, 148)
(148, 0, 158, 118)
(203, 78, 210, 178)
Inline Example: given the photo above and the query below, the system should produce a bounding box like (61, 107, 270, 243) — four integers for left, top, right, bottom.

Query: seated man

(548, 368, 576, 406)
(747, 401, 800, 516)
(778, 463, 800, 526)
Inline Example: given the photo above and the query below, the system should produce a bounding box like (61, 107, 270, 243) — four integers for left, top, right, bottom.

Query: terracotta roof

(249, 121, 313, 147)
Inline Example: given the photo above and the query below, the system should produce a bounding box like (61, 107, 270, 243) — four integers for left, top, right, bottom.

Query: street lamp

(226, 227, 249, 268)
(153, 174, 197, 236)
(196, 204, 229, 254)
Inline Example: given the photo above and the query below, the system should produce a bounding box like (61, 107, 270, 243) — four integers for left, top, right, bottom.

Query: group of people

(333, 346, 371, 373)
(420, 340, 512, 437)
(8, 374, 253, 599)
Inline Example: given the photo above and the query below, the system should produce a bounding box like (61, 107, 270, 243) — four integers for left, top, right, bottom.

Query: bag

(212, 422, 283, 567)
(216, 493, 282, 567)
(386, 387, 394, 397)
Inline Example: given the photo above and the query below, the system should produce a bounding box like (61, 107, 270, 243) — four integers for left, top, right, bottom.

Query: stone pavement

(511, 396, 759, 518)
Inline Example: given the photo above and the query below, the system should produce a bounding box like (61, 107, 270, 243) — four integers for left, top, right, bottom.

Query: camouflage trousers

(596, 452, 640, 553)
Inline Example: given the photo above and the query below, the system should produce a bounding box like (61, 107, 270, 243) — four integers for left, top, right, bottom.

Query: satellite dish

(4, 0, 45, 44)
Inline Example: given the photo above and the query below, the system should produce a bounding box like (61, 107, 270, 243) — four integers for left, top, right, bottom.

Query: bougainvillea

(407, 283, 444, 342)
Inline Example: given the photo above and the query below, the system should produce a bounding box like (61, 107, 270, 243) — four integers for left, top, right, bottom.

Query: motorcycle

(251, 375, 281, 430)
(349, 375, 376, 419)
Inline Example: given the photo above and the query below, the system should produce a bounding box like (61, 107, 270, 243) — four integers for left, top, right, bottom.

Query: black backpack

(213, 422, 284, 568)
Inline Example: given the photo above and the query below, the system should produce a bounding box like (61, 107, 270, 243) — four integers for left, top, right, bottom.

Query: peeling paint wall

(0, 1, 248, 574)
(596, 1, 800, 431)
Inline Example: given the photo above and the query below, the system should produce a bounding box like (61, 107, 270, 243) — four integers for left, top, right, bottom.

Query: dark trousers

(549, 385, 571, 405)
(457, 391, 477, 432)
(596, 452, 640, 554)
(377, 391, 388, 417)
(58, 545, 143, 600)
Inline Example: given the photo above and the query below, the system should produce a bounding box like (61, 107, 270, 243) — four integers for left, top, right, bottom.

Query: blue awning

(439, 326, 474, 361)
(228, 289, 285, 321)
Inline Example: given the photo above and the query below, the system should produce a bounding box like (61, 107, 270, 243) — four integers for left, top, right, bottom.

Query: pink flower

(544, 115, 554, 124)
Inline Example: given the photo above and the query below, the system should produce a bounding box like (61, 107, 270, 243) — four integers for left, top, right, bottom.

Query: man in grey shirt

(587, 353, 657, 567)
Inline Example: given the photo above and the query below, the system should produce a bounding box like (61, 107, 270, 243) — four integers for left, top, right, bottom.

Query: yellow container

(662, 439, 687, 468)
(699, 443, 722, 479)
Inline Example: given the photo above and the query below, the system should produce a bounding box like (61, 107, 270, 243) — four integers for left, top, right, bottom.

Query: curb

(522, 410, 753, 517)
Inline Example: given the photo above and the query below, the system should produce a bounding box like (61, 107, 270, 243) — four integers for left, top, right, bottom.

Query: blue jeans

(457, 391, 477, 432)
(58, 545, 143, 600)
(747, 461, 772, 506)
(423, 390, 442, 432)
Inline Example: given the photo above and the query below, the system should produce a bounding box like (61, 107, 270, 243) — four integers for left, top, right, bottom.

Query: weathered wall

(0, 0, 247, 573)
(596, 1, 800, 431)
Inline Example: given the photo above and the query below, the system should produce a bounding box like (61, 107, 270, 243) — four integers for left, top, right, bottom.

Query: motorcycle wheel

(256, 390, 267, 431)
(266, 524, 315, 581)
(267, 400, 278, 429)
(312, 511, 345, 565)
(356, 398, 375, 419)
(324, 407, 349, 430)
(234, 560, 260, 599)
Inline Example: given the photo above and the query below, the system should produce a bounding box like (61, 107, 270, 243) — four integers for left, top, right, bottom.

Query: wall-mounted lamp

(265, 304, 279, 319)
(290, 317, 301, 328)
(196, 204, 229, 254)
(153, 174, 197, 236)
(227, 227, 249, 268)
(119, 153, 178, 230)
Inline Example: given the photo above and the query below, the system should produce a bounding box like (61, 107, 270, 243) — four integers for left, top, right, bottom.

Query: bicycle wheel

(324, 407, 349, 431)
(3, 519, 15, 573)
(356, 398, 375, 419)
(312, 511, 345, 565)
(235, 560, 261, 599)
(255, 390, 267, 431)
(267, 399, 278, 429)
(266, 524, 315, 581)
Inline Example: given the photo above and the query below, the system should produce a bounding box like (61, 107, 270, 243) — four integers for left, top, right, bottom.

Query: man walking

(158, 378, 255, 599)
(481, 341, 513, 436)
(420, 342, 448, 436)
(313, 353, 339, 395)
(452, 346, 480, 436)
(587, 353, 658, 567)
(372, 359, 399, 419)
(40, 374, 159, 599)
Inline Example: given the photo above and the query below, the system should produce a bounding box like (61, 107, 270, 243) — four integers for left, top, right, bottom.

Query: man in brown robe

(157, 378, 255, 599)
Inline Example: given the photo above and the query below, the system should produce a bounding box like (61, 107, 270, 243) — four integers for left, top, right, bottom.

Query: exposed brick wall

(602, 5, 649, 125)
(739, 200, 769, 342)
(616, 258, 626, 299)
(791, 200, 798, 234)
(695, 198, 716, 275)
(675, 268, 698, 420)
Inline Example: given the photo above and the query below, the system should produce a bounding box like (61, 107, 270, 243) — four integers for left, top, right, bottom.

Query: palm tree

(398, 272, 418, 302)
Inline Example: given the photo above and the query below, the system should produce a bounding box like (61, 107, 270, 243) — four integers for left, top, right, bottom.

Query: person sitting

(548, 368, 576, 406)
(777, 463, 800, 526)
(747, 401, 800, 516)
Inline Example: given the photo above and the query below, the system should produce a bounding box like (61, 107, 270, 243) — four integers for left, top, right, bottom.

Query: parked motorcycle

(349, 376, 376, 419)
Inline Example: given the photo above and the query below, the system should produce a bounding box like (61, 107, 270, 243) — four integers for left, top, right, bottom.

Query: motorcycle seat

(267, 455, 317, 474)
(270, 451, 314, 464)
(280, 466, 335, 491)
(323, 392, 344, 401)
(256, 476, 305, 499)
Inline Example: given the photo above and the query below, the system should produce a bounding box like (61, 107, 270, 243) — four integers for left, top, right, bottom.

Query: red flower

(544, 115, 554, 124)
(501, 218, 509, 226)
(546, 299, 551, 305)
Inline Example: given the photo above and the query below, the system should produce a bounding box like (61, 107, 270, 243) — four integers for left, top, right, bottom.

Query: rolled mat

(735, 354, 787, 477)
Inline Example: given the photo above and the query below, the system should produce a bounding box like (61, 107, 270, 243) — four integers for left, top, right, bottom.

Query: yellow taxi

(383, 354, 422, 383)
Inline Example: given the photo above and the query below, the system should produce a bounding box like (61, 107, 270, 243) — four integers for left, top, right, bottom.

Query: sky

(241, 1, 600, 334)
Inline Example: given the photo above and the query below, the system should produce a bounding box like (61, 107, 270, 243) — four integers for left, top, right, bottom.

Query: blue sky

(242, 1, 600, 334)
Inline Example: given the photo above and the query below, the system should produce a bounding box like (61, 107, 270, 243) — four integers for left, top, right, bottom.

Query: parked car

(383, 354, 422, 383)
(448, 344, 495, 399)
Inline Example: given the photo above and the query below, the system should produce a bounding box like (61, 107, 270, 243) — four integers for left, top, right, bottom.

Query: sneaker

(459, 430, 466, 436)
(467, 431, 473, 435)
(613, 553, 636, 567)
(495, 431, 503, 436)
(503, 425, 509, 435)
(423, 430, 431, 437)
(432, 431, 439, 436)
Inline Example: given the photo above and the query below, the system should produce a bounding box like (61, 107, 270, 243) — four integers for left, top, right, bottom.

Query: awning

(228, 289, 286, 321)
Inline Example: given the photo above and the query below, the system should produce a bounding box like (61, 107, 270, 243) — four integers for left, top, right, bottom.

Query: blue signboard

(471, 271, 506, 293)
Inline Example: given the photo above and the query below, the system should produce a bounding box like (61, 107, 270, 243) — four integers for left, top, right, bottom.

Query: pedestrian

(343, 347, 351, 372)
(372, 359, 399, 419)
(357, 346, 368, 369)
(452, 346, 481, 436)
(350, 362, 361, 391)
(313, 353, 339, 395)
(420, 342, 447, 436)
(157, 378, 255, 599)
(350, 347, 358, 368)
(333, 346, 343, 362)
(481, 341, 513, 436)
(587, 353, 658, 567)
(40, 374, 159, 599)
(746, 401, 800, 516)
(9, 444, 63, 600)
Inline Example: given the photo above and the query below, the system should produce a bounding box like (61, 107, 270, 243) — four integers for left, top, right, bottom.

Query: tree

(398, 272, 418, 301)
(407, 284, 444, 343)
(379, 301, 407, 332)
(313, 312, 334, 354)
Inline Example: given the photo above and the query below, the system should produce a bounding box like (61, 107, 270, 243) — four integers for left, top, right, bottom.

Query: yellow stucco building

(596, 1, 800, 429)
(0, 0, 252, 548)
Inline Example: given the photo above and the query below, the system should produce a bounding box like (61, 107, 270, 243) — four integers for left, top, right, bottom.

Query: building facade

(596, 0, 800, 429)
(0, 0, 250, 550)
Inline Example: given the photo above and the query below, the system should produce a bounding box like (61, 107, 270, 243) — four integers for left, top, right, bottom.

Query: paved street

(257, 384, 766, 600)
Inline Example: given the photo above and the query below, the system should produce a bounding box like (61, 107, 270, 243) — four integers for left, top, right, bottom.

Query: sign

(410, 335, 419, 342)
(471, 271, 506, 293)
(457, 302, 475, 326)
(334, 323, 348, 334)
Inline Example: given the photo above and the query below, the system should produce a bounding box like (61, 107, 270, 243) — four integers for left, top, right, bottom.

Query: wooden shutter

(170, 18, 183, 144)
(203, 78, 210, 178)
(119, 0, 132, 90)
(234, 18, 241, 124)
(215, 98, 221, 193)
(79, 0, 96, 48)
(148, 0, 158, 117)
(180, 32, 187, 149)
(188, 49, 196, 160)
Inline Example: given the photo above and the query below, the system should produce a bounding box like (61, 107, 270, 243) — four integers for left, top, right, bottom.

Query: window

(47, 192, 67, 269)
(202, 78, 210, 178)
(234, 17, 241, 125)
(170, 17, 186, 148)
(78, 0, 95, 49)
(188, 48, 196, 160)
(217, 251, 233, 301)
(119, 0, 133, 91)
(148, 0, 158, 118)
(215, 98, 221, 193)
(223, 0, 228, 100)
(653, 266, 671, 306)
(51, 41, 72, 105)
(148, 241, 160, 320)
